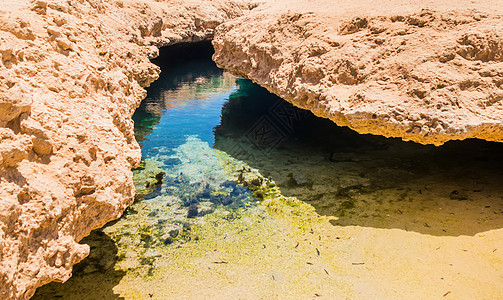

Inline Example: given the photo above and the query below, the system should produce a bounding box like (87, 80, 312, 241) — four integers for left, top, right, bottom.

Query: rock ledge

(213, 0, 503, 145)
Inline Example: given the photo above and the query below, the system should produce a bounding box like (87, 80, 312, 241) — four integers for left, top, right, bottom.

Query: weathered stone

(0, 0, 250, 298)
(55, 37, 72, 51)
(213, 0, 503, 145)
(3, 0, 501, 298)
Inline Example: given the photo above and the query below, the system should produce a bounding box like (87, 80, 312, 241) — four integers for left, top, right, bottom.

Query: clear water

(34, 42, 503, 299)
(133, 43, 236, 155)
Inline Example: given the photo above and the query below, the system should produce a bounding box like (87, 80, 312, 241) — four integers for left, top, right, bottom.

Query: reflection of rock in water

(214, 79, 503, 236)
(32, 230, 125, 300)
(134, 41, 236, 145)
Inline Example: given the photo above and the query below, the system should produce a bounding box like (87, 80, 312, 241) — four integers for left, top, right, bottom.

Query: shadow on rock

(214, 80, 503, 237)
(32, 229, 125, 300)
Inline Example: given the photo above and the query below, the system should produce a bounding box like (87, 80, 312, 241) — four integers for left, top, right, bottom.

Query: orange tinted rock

(0, 0, 250, 298)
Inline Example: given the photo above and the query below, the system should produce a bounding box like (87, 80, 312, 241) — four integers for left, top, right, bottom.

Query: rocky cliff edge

(0, 0, 250, 298)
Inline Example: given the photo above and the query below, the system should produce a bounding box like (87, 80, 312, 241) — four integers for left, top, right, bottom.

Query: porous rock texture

(0, 0, 250, 298)
(213, 0, 503, 145)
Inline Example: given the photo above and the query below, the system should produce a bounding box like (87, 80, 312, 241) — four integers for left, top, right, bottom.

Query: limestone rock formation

(2, 0, 502, 297)
(213, 0, 503, 145)
(0, 0, 250, 298)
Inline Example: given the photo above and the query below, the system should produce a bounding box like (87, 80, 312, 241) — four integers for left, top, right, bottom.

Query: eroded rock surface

(213, 0, 503, 145)
(0, 0, 250, 298)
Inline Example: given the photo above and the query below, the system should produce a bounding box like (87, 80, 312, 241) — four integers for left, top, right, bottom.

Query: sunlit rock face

(2, 0, 502, 297)
(213, 0, 503, 145)
(0, 0, 250, 298)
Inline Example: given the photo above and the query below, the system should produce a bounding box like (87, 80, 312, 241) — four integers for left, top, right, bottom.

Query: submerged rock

(155, 172, 165, 186)
(187, 204, 199, 218)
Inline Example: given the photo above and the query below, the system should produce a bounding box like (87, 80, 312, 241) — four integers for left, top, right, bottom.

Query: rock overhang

(212, 0, 503, 145)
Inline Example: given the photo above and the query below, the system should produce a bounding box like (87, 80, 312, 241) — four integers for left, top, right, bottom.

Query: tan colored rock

(213, 0, 503, 145)
(4, 0, 500, 297)
(0, 0, 250, 298)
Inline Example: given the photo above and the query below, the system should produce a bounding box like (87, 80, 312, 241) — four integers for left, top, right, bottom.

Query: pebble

(187, 204, 198, 218)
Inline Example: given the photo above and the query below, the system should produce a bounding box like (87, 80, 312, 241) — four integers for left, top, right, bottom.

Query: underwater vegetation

(34, 42, 503, 300)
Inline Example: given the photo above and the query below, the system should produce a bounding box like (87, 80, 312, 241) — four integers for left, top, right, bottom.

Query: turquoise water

(34, 42, 503, 299)
(133, 42, 235, 156)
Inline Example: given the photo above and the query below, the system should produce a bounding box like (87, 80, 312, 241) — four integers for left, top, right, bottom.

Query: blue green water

(34, 41, 503, 299)
(139, 95, 228, 152)
(132, 43, 235, 158)
(122, 41, 503, 238)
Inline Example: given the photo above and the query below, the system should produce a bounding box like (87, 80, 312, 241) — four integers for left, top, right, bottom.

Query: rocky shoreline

(0, 0, 250, 298)
(0, 0, 502, 298)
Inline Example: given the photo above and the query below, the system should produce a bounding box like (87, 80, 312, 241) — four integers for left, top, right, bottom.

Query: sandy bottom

(34, 136, 503, 299)
(33, 58, 503, 299)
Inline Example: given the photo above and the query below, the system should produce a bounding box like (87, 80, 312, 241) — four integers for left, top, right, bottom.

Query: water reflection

(133, 41, 237, 151)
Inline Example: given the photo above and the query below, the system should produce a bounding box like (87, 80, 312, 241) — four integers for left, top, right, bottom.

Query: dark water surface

(34, 41, 503, 299)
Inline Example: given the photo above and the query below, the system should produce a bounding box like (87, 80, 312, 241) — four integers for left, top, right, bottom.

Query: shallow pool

(34, 42, 503, 300)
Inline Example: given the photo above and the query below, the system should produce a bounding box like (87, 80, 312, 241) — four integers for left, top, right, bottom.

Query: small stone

(32, 137, 52, 155)
(53, 16, 66, 26)
(253, 191, 263, 199)
(55, 37, 73, 51)
(222, 197, 233, 206)
(187, 204, 198, 218)
(32, 0, 47, 14)
(198, 201, 215, 216)
(250, 178, 262, 187)
(155, 172, 165, 186)
(168, 229, 179, 238)
(46, 26, 61, 36)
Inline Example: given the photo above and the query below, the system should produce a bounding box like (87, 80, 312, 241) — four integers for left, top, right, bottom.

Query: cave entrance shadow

(32, 229, 126, 300)
(214, 79, 503, 237)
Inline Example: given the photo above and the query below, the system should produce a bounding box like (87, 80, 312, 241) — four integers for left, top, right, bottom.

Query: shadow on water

(214, 79, 503, 236)
(32, 230, 125, 299)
